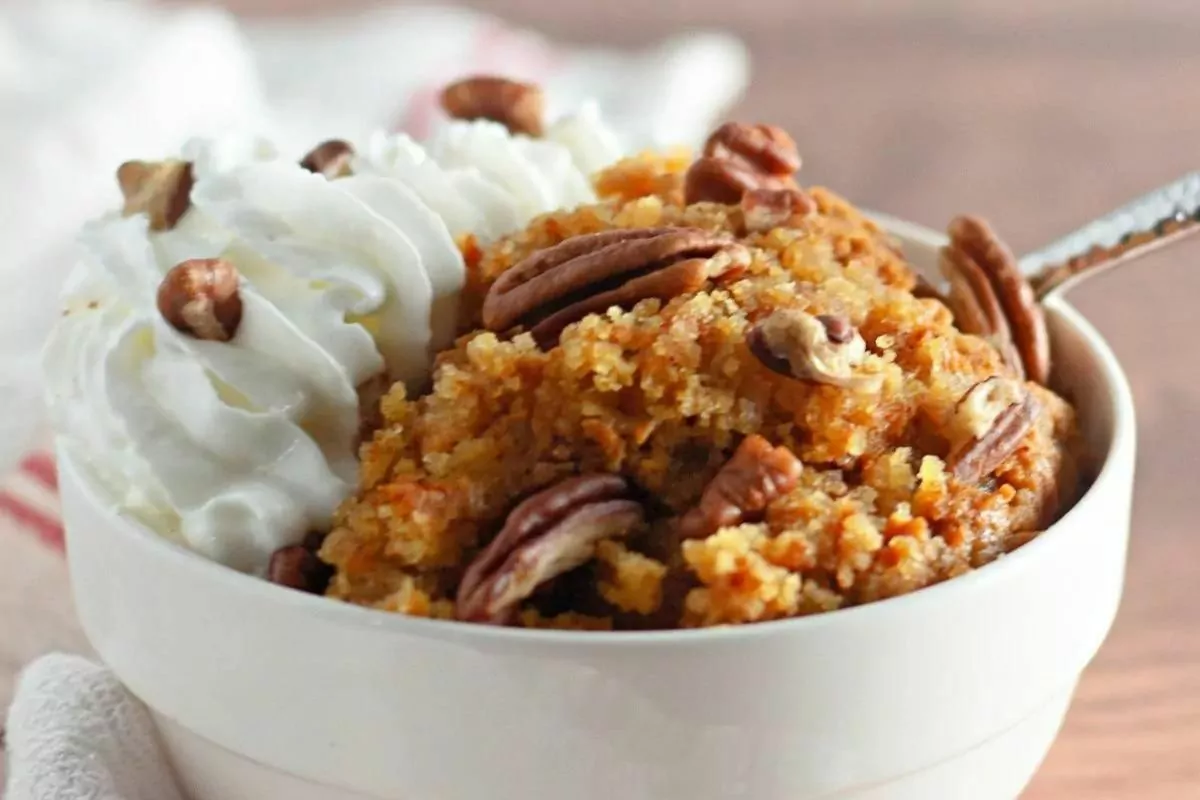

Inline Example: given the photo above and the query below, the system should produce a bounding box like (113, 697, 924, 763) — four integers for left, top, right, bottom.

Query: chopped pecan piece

(685, 122, 801, 205)
(300, 139, 354, 179)
(940, 216, 1050, 384)
(456, 474, 644, 624)
(947, 377, 1041, 484)
(740, 187, 817, 233)
(678, 435, 803, 540)
(117, 159, 194, 231)
(440, 75, 545, 136)
(157, 258, 243, 342)
(482, 227, 750, 349)
(268, 532, 333, 594)
(747, 309, 883, 392)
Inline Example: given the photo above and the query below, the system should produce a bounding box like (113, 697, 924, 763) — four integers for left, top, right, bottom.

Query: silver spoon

(1020, 171, 1200, 299)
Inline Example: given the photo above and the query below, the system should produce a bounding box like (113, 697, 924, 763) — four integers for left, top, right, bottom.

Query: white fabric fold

(4, 654, 185, 800)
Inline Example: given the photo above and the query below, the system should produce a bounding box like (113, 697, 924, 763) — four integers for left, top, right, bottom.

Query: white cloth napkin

(4, 655, 185, 800)
(1, 2, 748, 798)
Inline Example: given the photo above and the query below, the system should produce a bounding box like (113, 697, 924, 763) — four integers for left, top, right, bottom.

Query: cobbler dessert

(45, 76, 1081, 630)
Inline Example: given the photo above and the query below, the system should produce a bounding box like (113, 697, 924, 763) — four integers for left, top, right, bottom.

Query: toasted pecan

(440, 75, 544, 136)
(456, 474, 644, 624)
(157, 258, 242, 342)
(939, 243, 1023, 376)
(740, 187, 817, 233)
(678, 435, 803, 540)
(704, 122, 801, 175)
(747, 309, 883, 392)
(117, 159, 194, 231)
(947, 377, 1041, 484)
(482, 228, 749, 349)
(684, 122, 802, 205)
(942, 216, 1050, 384)
(300, 139, 354, 179)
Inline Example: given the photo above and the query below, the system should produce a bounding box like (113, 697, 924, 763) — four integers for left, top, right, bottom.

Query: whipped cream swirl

(46, 107, 625, 572)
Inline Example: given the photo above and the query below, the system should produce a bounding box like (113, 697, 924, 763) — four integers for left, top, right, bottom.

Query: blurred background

(3, 1, 1198, 797)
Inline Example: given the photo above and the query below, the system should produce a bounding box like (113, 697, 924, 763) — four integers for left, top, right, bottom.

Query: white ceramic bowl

(61, 219, 1136, 800)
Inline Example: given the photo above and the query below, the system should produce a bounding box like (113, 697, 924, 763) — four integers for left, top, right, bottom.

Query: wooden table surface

(8, 1, 1198, 797)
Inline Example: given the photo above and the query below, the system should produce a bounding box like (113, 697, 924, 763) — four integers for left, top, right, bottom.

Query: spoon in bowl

(1021, 171, 1200, 300)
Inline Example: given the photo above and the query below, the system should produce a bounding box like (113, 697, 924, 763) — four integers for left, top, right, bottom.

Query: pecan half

(267, 532, 333, 594)
(482, 228, 750, 349)
(685, 122, 801, 205)
(440, 75, 544, 136)
(157, 258, 243, 342)
(300, 139, 354, 179)
(740, 187, 817, 233)
(704, 122, 801, 175)
(748, 309, 883, 392)
(941, 216, 1050, 384)
(679, 435, 803, 540)
(947, 377, 1042, 484)
(456, 474, 644, 624)
(117, 159, 194, 231)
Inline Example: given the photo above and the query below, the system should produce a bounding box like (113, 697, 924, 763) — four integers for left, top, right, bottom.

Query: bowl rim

(59, 215, 1137, 648)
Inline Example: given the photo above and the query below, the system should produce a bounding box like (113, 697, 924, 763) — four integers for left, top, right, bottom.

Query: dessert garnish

(747, 309, 882, 392)
(684, 122, 802, 205)
(116, 158, 194, 231)
(939, 215, 1049, 384)
(299, 139, 355, 179)
(156, 258, 243, 342)
(482, 227, 750, 349)
(456, 474, 644, 624)
(740, 187, 817, 233)
(677, 435, 803, 541)
(440, 75, 545, 136)
(946, 377, 1041, 484)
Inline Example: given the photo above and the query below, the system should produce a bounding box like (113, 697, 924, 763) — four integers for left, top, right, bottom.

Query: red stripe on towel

(20, 451, 58, 490)
(0, 491, 64, 550)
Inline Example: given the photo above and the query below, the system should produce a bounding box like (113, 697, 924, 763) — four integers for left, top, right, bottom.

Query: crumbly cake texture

(320, 150, 1080, 629)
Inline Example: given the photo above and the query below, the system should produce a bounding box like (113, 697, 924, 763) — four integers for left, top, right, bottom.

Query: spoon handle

(1019, 171, 1200, 299)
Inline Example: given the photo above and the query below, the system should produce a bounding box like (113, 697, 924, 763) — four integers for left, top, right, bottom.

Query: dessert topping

(940, 215, 1050, 384)
(300, 139, 355, 179)
(678, 435, 803, 540)
(117, 159, 194, 231)
(685, 122, 801, 205)
(456, 474, 644, 624)
(947, 377, 1041, 483)
(267, 531, 333, 594)
(440, 75, 545, 137)
(482, 227, 750, 349)
(157, 258, 243, 342)
(740, 187, 817, 233)
(705, 122, 801, 175)
(748, 308, 883, 391)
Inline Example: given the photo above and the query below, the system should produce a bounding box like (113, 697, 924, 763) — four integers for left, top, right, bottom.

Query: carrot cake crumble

(313, 111, 1081, 629)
